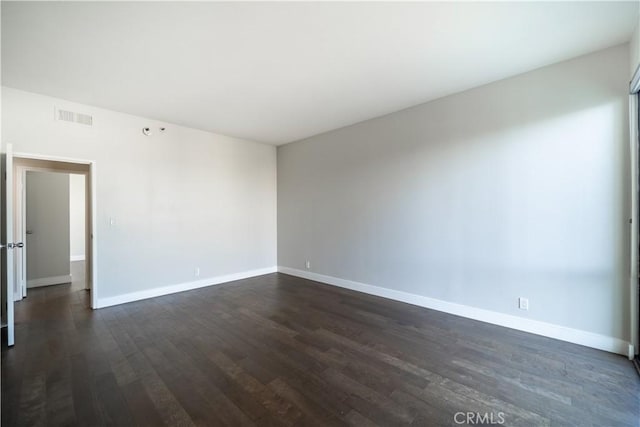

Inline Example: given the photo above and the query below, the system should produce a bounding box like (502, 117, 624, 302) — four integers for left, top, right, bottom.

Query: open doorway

(12, 157, 94, 308)
(19, 171, 86, 297)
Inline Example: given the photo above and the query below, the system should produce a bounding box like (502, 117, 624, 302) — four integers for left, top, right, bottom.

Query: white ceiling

(2, 2, 638, 145)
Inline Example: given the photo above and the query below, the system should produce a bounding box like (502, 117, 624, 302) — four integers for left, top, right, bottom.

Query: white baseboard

(28, 274, 73, 288)
(70, 255, 85, 262)
(96, 266, 278, 309)
(278, 266, 631, 357)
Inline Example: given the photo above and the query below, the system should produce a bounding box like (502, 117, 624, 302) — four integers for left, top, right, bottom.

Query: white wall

(278, 45, 630, 344)
(26, 171, 70, 284)
(2, 87, 277, 302)
(69, 174, 85, 261)
(631, 17, 640, 78)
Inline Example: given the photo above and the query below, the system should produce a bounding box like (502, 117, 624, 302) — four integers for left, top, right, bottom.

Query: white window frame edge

(631, 63, 640, 95)
(629, 63, 640, 358)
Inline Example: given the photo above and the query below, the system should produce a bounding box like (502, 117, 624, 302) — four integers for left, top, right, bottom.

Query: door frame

(12, 152, 98, 309)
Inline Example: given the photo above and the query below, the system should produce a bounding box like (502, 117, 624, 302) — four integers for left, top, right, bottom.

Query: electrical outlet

(194, 267, 200, 277)
(518, 297, 529, 310)
(305, 260, 311, 269)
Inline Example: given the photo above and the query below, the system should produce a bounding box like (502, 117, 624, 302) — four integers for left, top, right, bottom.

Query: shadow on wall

(277, 45, 630, 339)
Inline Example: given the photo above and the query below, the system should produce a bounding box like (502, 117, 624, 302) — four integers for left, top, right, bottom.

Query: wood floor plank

(93, 372, 135, 426)
(120, 379, 167, 427)
(69, 354, 102, 426)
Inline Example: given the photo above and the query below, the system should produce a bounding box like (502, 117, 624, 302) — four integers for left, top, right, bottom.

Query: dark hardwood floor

(2, 266, 639, 426)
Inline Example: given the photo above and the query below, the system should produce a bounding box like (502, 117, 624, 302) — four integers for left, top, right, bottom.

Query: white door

(16, 167, 27, 299)
(4, 143, 16, 346)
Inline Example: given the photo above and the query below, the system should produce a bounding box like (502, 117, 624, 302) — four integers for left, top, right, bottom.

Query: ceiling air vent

(55, 107, 93, 126)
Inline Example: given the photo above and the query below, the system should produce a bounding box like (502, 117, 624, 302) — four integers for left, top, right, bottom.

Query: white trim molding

(278, 266, 632, 357)
(70, 255, 85, 262)
(28, 274, 73, 288)
(96, 266, 277, 308)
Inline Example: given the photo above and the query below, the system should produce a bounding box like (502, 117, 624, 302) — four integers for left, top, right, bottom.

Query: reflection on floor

(17, 261, 90, 323)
